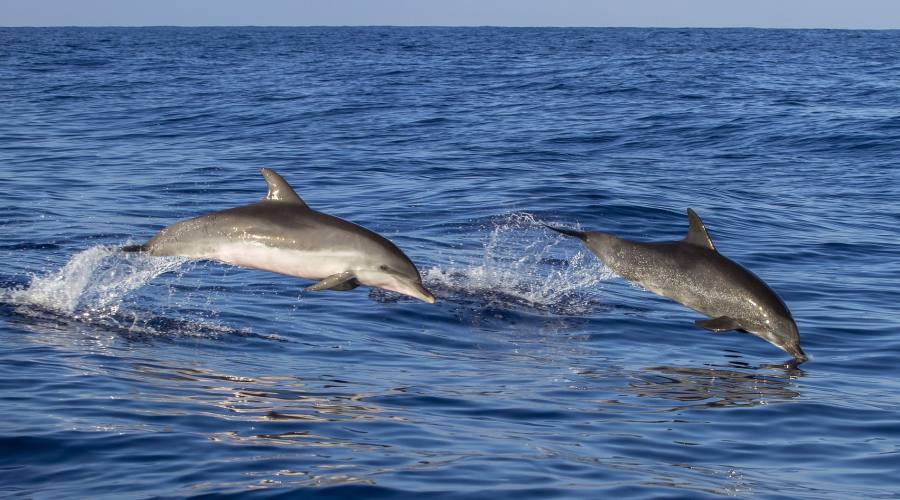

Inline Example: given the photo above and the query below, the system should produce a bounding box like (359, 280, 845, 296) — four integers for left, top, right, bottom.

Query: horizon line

(2, 24, 898, 31)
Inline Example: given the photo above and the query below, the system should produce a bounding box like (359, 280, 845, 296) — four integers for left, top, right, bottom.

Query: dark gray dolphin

(123, 168, 435, 304)
(547, 209, 806, 361)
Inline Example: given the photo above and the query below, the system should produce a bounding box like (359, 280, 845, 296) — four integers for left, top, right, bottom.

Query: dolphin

(122, 168, 435, 304)
(547, 209, 806, 361)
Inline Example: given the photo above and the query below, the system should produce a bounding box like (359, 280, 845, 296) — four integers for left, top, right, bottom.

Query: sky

(3, 0, 900, 29)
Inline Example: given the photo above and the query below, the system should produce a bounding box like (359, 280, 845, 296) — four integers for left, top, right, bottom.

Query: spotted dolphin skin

(123, 168, 435, 304)
(547, 209, 806, 361)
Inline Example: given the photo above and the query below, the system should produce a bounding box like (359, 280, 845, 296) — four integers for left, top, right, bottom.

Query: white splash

(5, 245, 187, 319)
(423, 213, 613, 314)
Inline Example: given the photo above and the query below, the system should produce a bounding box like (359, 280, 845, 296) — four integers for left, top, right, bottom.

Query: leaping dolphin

(123, 168, 435, 304)
(547, 209, 806, 361)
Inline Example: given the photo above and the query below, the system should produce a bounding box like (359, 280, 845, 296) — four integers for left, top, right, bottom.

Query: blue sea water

(1, 26, 899, 498)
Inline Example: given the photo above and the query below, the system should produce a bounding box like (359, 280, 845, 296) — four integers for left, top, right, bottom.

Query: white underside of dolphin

(214, 244, 359, 279)
(124, 168, 435, 304)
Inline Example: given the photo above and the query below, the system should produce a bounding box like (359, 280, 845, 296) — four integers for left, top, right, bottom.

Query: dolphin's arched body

(548, 209, 805, 361)
(124, 168, 435, 304)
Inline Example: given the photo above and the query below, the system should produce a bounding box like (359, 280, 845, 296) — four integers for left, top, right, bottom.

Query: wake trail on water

(0, 246, 255, 339)
(4, 245, 186, 318)
(421, 213, 613, 315)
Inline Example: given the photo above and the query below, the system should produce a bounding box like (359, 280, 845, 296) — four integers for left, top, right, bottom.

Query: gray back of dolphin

(547, 209, 805, 361)
(125, 168, 435, 303)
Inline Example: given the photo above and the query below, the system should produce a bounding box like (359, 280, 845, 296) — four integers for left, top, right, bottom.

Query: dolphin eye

(379, 265, 389, 271)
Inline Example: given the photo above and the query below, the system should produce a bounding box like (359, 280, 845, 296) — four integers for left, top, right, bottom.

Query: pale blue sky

(4, 0, 900, 29)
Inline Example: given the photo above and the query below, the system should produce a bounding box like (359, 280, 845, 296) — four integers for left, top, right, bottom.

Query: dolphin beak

(411, 282, 436, 304)
(783, 344, 808, 363)
(361, 269, 436, 304)
(390, 277, 436, 304)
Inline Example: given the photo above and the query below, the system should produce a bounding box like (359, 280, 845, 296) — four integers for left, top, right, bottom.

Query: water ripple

(1, 26, 899, 499)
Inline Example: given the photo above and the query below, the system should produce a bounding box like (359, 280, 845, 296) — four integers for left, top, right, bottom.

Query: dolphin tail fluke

(120, 244, 147, 252)
(543, 223, 588, 241)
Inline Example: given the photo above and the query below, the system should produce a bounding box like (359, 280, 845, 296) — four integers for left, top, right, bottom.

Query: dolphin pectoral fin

(695, 316, 743, 333)
(305, 272, 359, 292)
(329, 280, 360, 291)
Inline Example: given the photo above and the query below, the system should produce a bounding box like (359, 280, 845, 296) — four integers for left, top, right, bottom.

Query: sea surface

(1, 27, 899, 499)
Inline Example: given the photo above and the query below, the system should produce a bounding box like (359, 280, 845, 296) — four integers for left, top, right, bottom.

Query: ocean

(1, 27, 898, 498)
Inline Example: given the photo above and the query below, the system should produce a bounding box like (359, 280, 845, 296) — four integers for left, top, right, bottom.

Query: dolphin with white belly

(123, 168, 435, 303)
(547, 209, 806, 361)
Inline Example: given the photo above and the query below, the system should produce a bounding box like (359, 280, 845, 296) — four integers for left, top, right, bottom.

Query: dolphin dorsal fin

(684, 208, 716, 250)
(260, 168, 307, 205)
